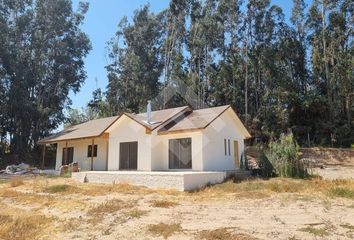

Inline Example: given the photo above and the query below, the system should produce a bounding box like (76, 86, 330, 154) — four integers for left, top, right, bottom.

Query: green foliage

(257, 152, 275, 178)
(106, 5, 164, 113)
(103, 0, 353, 147)
(264, 133, 310, 178)
(0, 0, 91, 156)
(65, 88, 112, 128)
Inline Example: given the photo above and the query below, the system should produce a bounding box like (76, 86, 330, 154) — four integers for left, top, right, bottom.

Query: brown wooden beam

(41, 144, 46, 170)
(91, 138, 94, 171)
(64, 141, 68, 165)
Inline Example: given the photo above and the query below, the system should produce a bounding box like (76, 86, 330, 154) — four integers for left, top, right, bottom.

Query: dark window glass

(224, 139, 227, 155)
(119, 142, 138, 170)
(228, 139, 230, 156)
(169, 138, 192, 169)
(87, 145, 98, 157)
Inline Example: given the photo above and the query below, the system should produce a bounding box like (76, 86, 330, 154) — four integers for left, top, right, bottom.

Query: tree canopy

(0, 0, 91, 156)
(105, 0, 353, 147)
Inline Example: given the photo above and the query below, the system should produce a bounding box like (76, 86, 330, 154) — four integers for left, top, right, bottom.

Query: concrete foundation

(72, 171, 226, 191)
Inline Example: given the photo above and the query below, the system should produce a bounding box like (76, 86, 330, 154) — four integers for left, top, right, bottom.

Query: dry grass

(330, 187, 354, 199)
(0, 189, 55, 205)
(193, 178, 354, 200)
(298, 226, 331, 237)
(88, 199, 135, 216)
(150, 199, 179, 208)
(123, 208, 149, 219)
(0, 179, 8, 184)
(44, 184, 73, 193)
(198, 228, 258, 240)
(0, 213, 53, 240)
(340, 223, 354, 230)
(87, 198, 135, 224)
(147, 223, 182, 239)
(0, 188, 87, 212)
(9, 177, 24, 187)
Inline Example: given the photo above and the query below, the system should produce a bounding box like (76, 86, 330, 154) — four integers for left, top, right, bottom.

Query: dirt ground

(1, 169, 354, 240)
(313, 166, 354, 180)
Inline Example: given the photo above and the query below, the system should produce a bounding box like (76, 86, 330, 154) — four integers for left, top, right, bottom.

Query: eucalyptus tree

(106, 5, 165, 113)
(0, 0, 91, 155)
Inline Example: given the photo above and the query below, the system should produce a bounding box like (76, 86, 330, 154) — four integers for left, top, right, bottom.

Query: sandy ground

(1, 171, 354, 240)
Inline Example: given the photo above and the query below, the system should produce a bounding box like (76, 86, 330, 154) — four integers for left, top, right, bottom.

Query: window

(87, 145, 98, 157)
(169, 138, 192, 169)
(224, 139, 227, 155)
(228, 139, 231, 156)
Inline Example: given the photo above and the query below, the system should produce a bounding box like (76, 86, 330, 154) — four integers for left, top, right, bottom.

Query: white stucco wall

(94, 108, 246, 172)
(72, 171, 226, 191)
(202, 108, 245, 171)
(106, 115, 151, 171)
(55, 138, 108, 171)
(151, 131, 203, 171)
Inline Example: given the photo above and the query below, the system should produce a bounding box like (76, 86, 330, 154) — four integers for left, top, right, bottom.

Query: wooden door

(62, 147, 74, 165)
(119, 142, 138, 170)
(234, 141, 239, 168)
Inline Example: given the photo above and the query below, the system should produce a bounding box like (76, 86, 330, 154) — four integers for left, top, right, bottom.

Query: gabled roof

(123, 106, 190, 130)
(158, 105, 252, 139)
(37, 106, 190, 144)
(37, 116, 119, 144)
(38, 105, 251, 144)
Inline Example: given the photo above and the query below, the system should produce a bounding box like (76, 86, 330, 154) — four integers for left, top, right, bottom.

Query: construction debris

(4, 163, 39, 175)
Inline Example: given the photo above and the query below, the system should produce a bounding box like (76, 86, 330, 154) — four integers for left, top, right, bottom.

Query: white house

(39, 105, 251, 190)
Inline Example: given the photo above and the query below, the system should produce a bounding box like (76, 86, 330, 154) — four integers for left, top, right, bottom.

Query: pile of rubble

(0, 163, 39, 175)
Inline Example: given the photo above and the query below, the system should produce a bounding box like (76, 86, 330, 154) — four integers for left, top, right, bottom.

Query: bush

(263, 132, 310, 178)
(257, 152, 275, 178)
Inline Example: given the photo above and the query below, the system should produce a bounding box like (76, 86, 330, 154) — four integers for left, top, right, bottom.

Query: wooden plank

(234, 141, 239, 168)
(41, 145, 46, 170)
(91, 139, 94, 171)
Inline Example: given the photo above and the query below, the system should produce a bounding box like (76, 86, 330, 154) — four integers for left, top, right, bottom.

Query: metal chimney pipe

(147, 100, 152, 124)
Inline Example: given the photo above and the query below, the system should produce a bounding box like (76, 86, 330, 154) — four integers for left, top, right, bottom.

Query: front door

(62, 147, 74, 165)
(119, 142, 138, 170)
(234, 141, 239, 168)
(169, 138, 192, 169)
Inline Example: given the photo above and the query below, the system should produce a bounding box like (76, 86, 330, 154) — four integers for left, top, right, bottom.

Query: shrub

(257, 152, 275, 177)
(264, 132, 310, 178)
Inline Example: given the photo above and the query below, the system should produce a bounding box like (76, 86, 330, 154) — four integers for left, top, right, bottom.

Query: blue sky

(70, 0, 311, 109)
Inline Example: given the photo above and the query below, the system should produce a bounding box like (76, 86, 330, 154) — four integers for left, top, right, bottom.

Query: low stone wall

(300, 148, 354, 166)
(246, 146, 354, 168)
(72, 171, 226, 191)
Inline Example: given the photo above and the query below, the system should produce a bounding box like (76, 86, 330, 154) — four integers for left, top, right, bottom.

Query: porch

(71, 171, 227, 191)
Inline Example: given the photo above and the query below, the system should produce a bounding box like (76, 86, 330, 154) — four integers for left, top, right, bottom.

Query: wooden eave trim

(37, 133, 110, 144)
(157, 128, 204, 135)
